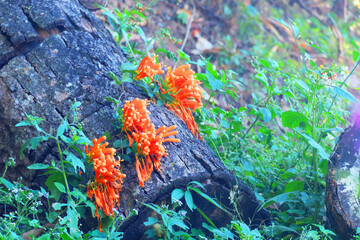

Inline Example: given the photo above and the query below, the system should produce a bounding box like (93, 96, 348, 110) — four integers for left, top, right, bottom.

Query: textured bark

(326, 123, 360, 239)
(0, 0, 271, 238)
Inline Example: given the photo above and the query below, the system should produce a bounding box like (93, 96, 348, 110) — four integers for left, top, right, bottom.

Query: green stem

(312, 146, 319, 221)
(56, 138, 70, 195)
(311, 81, 319, 221)
(0, 165, 8, 182)
(242, 93, 272, 139)
(204, 92, 216, 108)
(327, 55, 360, 113)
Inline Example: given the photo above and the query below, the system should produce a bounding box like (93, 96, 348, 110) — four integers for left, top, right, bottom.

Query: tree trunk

(326, 122, 360, 239)
(0, 0, 271, 238)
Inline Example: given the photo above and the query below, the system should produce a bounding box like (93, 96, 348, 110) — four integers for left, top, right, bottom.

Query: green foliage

(196, 15, 356, 238)
(143, 182, 236, 240)
(0, 102, 132, 239)
(98, 5, 149, 57)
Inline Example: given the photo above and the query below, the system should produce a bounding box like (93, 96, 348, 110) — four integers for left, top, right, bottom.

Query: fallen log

(326, 121, 360, 239)
(0, 0, 271, 238)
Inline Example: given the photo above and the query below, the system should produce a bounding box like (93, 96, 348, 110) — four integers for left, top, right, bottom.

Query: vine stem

(56, 138, 71, 195)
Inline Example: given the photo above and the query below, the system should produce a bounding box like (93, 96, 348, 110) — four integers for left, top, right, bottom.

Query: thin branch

(174, 0, 196, 68)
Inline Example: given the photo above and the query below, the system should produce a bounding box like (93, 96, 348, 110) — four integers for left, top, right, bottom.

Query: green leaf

(189, 187, 228, 213)
(330, 86, 357, 103)
(104, 97, 120, 105)
(29, 218, 39, 227)
(85, 200, 96, 217)
(60, 231, 75, 240)
(60, 135, 71, 144)
(136, 25, 148, 45)
(37, 234, 51, 240)
(258, 58, 271, 68)
(224, 4, 232, 15)
(66, 151, 85, 172)
(262, 192, 294, 208)
(121, 72, 134, 83)
(67, 202, 79, 236)
(178, 50, 190, 61)
(313, 224, 336, 236)
(54, 182, 66, 193)
(255, 73, 269, 88)
(319, 158, 328, 175)
(20, 136, 48, 158)
(280, 168, 298, 179)
(263, 225, 297, 236)
(289, 20, 299, 38)
(1, 178, 14, 189)
(143, 203, 162, 216)
(171, 189, 185, 203)
(188, 181, 206, 191)
(109, 72, 121, 85)
(281, 111, 310, 129)
(284, 180, 304, 193)
(299, 133, 328, 160)
(52, 202, 66, 211)
(309, 44, 327, 55)
(185, 190, 195, 211)
(259, 107, 271, 123)
(353, 51, 360, 62)
(113, 139, 129, 149)
(138, 81, 154, 98)
(120, 62, 137, 72)
(57, 119, 69, 137)
(295, 79, 309, 92)
(206, 72, 223, 91)
(156, 48, 177, 62)
(15, 120, 32, 127)
(28, 163, 50, 170)
(169, 217, 189, 230)
(71, 101, 81, 110)
(46, 172, 63, 201)
(70, 188, 87, 201)
(144, 217, 158, 226)
(273, 18, 290, 30)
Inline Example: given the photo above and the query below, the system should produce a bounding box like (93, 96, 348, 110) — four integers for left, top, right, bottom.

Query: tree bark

(326, 123, 360, 239)
(0, 0, 271, 238)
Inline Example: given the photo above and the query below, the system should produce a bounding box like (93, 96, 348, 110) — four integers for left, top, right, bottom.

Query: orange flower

(134, 55, 164, 81)
(86, 137, 126, 232)
(85, 136, 116, 162)
(167, 104, 202, 139)
(123, 98, 153, 132)
(160, 65, 203, 139)
(135, 155, 152, 188)
(122, 99, 180, 187)
(164, 65, 203, 110)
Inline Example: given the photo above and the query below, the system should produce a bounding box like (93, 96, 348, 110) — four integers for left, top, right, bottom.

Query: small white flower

(172, 198, 183, 206)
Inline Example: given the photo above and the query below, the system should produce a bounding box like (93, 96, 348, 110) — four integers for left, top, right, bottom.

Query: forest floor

(94, 0, 360, 110)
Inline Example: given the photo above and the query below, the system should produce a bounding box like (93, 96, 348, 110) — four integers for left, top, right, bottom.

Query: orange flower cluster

(86, 136, 126, 230)
(163, 65, 203, 138)
(134, 56, 203, 139)
(122, 98, 180, 187)
(134, 55, 164, 82)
